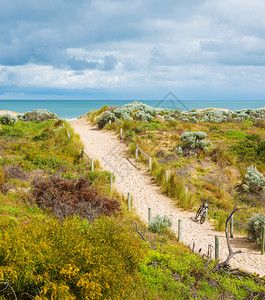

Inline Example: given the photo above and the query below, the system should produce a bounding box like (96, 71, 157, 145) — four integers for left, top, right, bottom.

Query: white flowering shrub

(245, 165, 265, 192)
(18, 109, 58, 122)
(246, 213, 265, 244)
(148, 214, 172, 234)
(0, 114, 17, 126)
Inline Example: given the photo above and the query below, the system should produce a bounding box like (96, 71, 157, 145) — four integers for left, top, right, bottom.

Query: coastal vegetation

(89, 102, 265, 234)
(0, 108, 264, 299)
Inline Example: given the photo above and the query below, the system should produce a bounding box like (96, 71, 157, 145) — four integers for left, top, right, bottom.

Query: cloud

(100, 55, 117, 71)
(1, 0, 265, 99)
(67, 58, 100, 71)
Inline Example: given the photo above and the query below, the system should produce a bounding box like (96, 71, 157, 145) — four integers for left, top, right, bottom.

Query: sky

(1, 0, 265, 101)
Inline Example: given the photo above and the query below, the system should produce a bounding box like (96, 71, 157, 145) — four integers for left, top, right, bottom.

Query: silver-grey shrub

(246, 213, 265, 244)
(178, 107, 265, 123)
(179, 131, 212, 151)
(97, 111, 116, 129)
(245, 165, 265, 192)
(18, 109, 58, 122)
(148, 214, 172, 234)
(0, 114, 17, 126)
(96, 101, 169, 128)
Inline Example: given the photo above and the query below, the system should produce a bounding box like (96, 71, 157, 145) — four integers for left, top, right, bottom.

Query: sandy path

(70, 117, 265, 277)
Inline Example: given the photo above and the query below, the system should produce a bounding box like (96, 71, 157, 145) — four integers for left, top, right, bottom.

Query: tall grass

(151, 159, 197, 210)
(87, 105, 109, 123)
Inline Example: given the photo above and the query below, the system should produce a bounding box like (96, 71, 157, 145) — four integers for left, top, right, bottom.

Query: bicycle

(195, 199, 211, 224)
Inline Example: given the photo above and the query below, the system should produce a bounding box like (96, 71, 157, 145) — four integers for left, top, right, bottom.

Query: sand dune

(70, 117, 265, 277)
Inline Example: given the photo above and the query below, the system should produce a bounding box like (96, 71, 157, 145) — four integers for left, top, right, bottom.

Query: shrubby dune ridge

(0, 105, 264, 299)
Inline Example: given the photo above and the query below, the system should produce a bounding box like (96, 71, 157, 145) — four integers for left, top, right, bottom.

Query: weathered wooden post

(67, 132, 70, 139)
(136, 144, 139, 159)
(120, 128, 123, 139)
(165, 170, 169, 182)
(110, 174, 113, 190)
(178, 219, 182, 242)
(148, 157, 152, 170)
(128, 193, 131, 212)
(91, 158, 94, 171)
(148, 208, 152, 225)
(185, 187, 188, 195)
(81, 148, 84, 159)
(261, 226, 265, 255)
(230, 215, 234, 238)
(215, 236, 219, 260)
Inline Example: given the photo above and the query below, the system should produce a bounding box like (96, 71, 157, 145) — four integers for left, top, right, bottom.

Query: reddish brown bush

(32, 176, 121, 222)
(253, 119, 265, 128)
(3, 165, 28, 180)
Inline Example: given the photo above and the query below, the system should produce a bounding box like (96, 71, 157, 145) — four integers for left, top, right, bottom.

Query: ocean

(0, 100, 264, 119)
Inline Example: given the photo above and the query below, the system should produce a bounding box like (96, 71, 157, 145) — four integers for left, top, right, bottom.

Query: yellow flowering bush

(0, 215, 147, 299)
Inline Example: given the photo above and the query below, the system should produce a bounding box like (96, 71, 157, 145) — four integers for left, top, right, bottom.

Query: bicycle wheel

(195, 207, 202, 220)
(200, 211, 206, 224)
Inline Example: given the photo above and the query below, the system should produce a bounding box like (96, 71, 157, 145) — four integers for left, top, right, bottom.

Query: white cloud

(1, 0, 265, 99)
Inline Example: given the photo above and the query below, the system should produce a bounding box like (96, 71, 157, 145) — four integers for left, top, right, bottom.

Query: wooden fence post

(165, 170, 169, 182)
(148, 157, 152, 170)
(230, 215, 234, 238)
(110, 175, 113, 190)
(128, 193, 131, 212)
(91, 158, 94, 171)
(148, 208, 152, 225)
(261, 226, 265, 255)
(136, 144, 138, 159)
(120, 128, 123, 139)
(81, 148, 84, 159)
(215, 236, 219, 260)
(178, 219, 182, 242)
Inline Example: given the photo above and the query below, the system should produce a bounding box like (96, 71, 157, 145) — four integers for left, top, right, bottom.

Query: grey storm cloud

(100, 55, 117, 71)
(0, 0, 209, 67)
(1, 0, 265, 68)
(1, 0, 265, 97)
(67, 55, 117, 71)
(67, 58, 100, 71)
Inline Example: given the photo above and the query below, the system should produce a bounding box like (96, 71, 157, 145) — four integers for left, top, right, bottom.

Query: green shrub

(232, 138, 258, 163)
(245, 165, 265, 192)
(226, 130, 247, 139)
(0, 114, 17, 126)
(246, 213, 265, 243)
(148, 215, 172, 234)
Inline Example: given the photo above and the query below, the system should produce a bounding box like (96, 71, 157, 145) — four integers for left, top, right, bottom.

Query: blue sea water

(0, 100, 264, 119)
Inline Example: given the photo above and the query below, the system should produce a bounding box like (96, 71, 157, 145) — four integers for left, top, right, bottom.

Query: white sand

(70, 117, 265, 277)
(0, 110, 19, 116)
